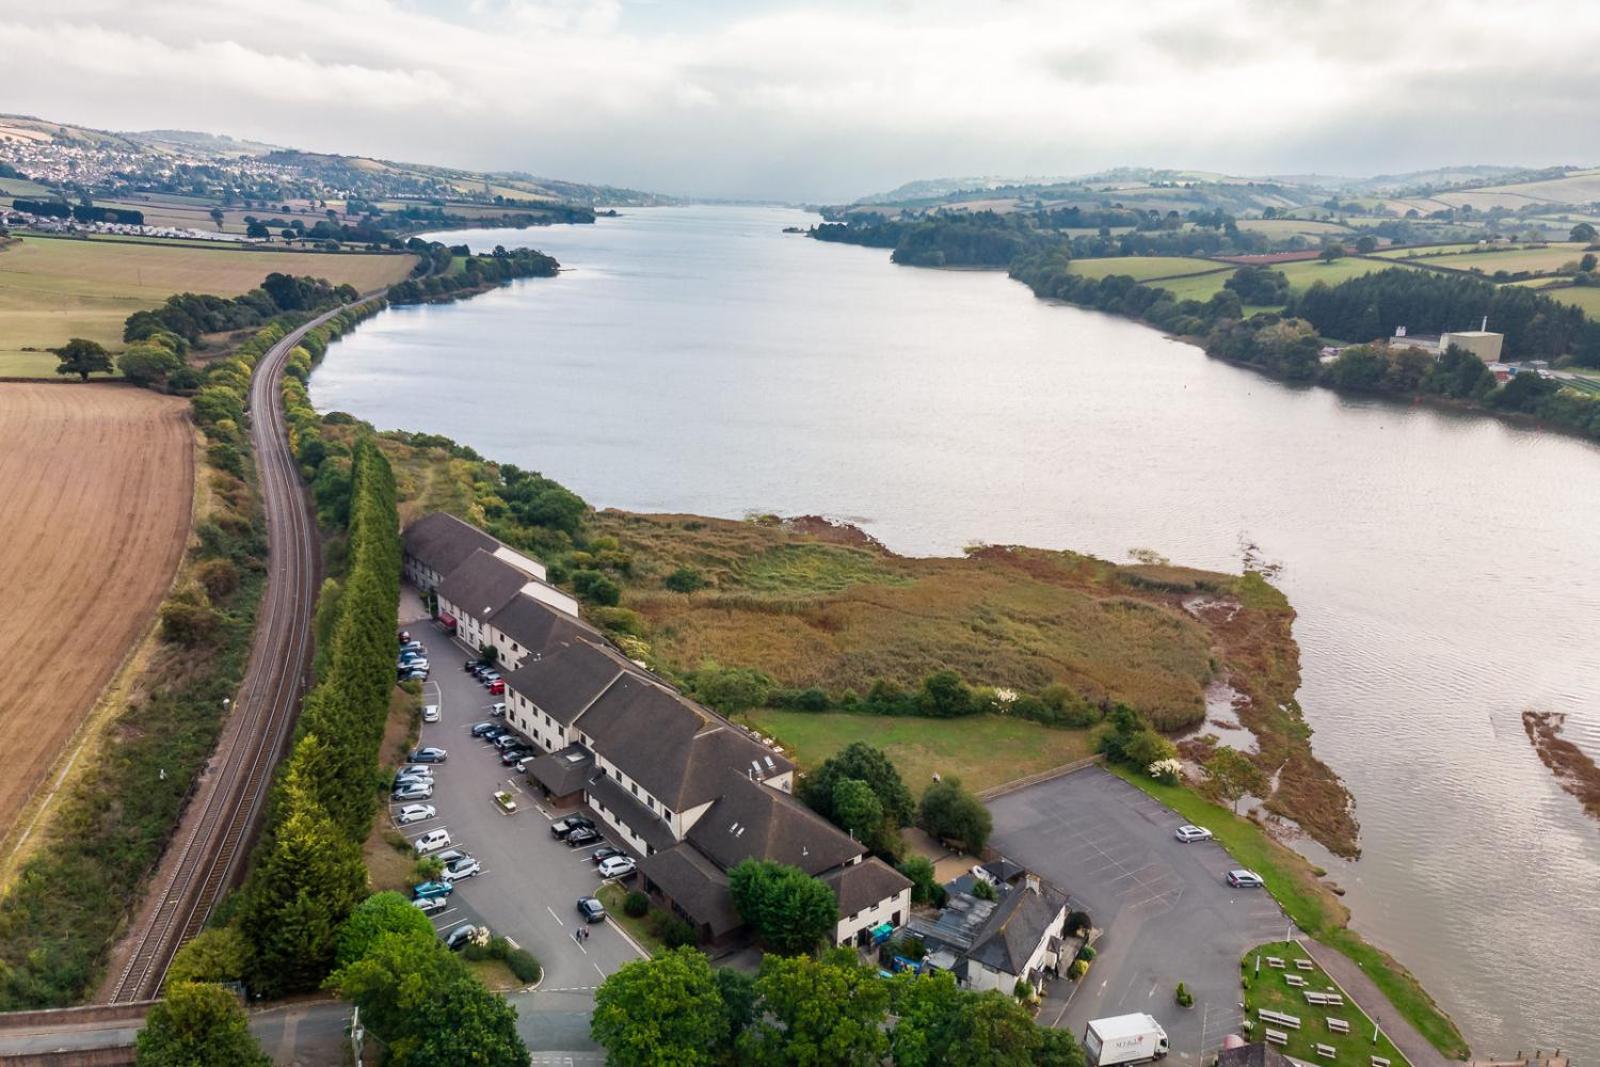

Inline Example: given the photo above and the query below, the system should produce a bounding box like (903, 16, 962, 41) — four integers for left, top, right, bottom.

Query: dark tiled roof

(434, 549, 526, 621)
(824, 858, 913, 917)
(403, 513, 501, 576)
(686, 771, 860, 876)
(574, 675, 792, 811)
(505, 639, 636, 726)
(1217, 1045, 1294, 1067)
(492, 593, 592, 653)
(966, 882, 1069, 976)
(638, 844, 742, 937)
(525, 744, 594, 797)
(586, 772, 679, 854)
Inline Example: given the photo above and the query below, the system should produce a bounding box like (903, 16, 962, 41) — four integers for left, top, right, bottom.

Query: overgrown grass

(746, 709, 1100, 793)
(1242, 940, 1409, 1067)
(1112, 768, 1468, 1060)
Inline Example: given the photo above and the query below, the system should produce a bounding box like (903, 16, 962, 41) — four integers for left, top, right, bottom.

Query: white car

(1174, 824, 1213, 843)
(397, 804, 436, 825)
(392, 781, 433, 801)
(489, 702, 507, 717)
(597, 855, 637, 879)
(414, 829, 452, 854)
(413, 895, 447, 915)
(1227, 869, 1265, 889)
(442, 855, 482, 881)
(398, 764, 434, 778)
(422, 704, 441, 723)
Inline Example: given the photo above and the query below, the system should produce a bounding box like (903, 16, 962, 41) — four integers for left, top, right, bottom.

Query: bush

(1175, 981, 1193, 1007)
(1076, 944, 1096, 962)
(918, 777, 993, 854)
(1013, 978, 1033, 1000)
(572, 569, 621, 606)
(664, 566, 705, 593)
(658, 916, 698, 948)
(505, 947, 541, 983)
(897, 856, 940, 905)
(623, 891, 649, 918)
(167, 927, 252, 985)
(1067, 910, 1091, 936)
(1069, 959, 1089, 979)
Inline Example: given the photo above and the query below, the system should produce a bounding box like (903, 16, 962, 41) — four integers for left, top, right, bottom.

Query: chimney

(1481, 315, 1488, 331)
(1025, 873, 1040, 895)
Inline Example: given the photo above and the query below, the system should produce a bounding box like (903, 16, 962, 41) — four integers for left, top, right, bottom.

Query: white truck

(1084, 1013, 1170, 1067)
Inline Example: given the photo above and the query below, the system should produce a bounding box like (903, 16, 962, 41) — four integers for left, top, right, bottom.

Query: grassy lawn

(1405, 242, 1589, 275)
(745, 708, 1098, 793)
(1543, 285, 1600, 315)
(1275, 257, 1423, 291)
(1112, 768, 1469, 1060)
(0, 236, 416, 371)
(465, 957, 521, 991)
(1150, 270, 1234, 303)
(1236, 219, 1353, 240)
(1243, 940, 1409, 1067)
(1370, 243, 1478, 259)
(597, 882, 665, 956)
(1066, 256, 1224, 282)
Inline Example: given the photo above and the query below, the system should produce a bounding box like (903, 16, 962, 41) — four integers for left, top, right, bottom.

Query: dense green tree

(134, 981, 269, 1067)
(1038, 1026, 1089, 1067)
(798, 742, 915, 828)
(831, 777, 888, 850)
(916, 669, 977, 718)
(119, 341, 186, 389)
(335, 891, 436, 967)
(1570, 222, 1597, 242)
(166, 927, 252, 985)
(896, 855, 943, 906)
(51, 337, 114, 381)
(890, 971, 1043, 1067)
(738, 950, 890, 1067)
(1319, 243, 1347, 263)
(918, 777, 992, 853)
(591, 948, 730, 1066)
(1224, 266, 1290, 306)
(1355, 235, 1379, 254)
(728, 860, 838, 956)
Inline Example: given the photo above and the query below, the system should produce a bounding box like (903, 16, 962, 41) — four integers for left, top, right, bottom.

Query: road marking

(546, 906, 564, 927)
(593, 961, 606, 979)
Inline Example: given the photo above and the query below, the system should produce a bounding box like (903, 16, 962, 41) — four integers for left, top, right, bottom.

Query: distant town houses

(402, 512, 914, 949)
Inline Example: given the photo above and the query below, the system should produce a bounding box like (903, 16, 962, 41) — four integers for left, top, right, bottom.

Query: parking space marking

(546, 906, 565, 927)
(593, 961, 606, 979)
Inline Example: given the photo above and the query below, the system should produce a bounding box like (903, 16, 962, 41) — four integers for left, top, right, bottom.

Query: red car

(489, 679, 505, 695)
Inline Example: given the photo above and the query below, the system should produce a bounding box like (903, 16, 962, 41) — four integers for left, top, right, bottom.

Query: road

(101, 304, 362, 1003)
(987, 767, 1287, 1066)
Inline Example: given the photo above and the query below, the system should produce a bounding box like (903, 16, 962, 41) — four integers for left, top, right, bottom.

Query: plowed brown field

(0, 384, 194, 836)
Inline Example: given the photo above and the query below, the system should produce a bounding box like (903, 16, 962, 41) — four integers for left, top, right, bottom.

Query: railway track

(104, 303, 369, 1003)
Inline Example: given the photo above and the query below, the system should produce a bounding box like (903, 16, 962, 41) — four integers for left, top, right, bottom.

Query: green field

(1243, 941, 1410, 1067)
(1545, 285, 1600, 315)
(1276, 257, 1420, 291)
(0, 236, 416, 371)
(1404, 242, 1589, 275)
(1067, 255, 1223, 282)
(1149, 270, 1235, 303)
(743, 708, 1099, 794)
(1370, 242, 1478, 259)
(1236, 218, 1353, 241)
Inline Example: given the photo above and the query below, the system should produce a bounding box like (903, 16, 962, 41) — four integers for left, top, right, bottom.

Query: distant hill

(129, 129, 285, 157)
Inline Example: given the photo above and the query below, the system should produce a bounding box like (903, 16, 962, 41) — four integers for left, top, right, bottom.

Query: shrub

(1013, 978, 1033, 1000)
(167, 927, 252, 985)
(572, 569, 621, 606)
(664, 566, 705, 593)
(1176, 981, 1193, 1007)
(160, 599, 221, 646)
(194, 557, 240, 601)
(623, 891, 649, 918)
(971, 878, 998, 902)
(1076, 944, 1096, 962)
(897, 856, 940, 905)
(658, 916, 698, 948)
(918, 777, 992, 854)
(1069, 959, 1089, 979)
(1067, 910, 1091, 936)
(505, 948, 541, 983)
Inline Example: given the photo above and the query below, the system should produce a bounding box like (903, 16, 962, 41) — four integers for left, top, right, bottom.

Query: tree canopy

(728, 860, 838, 956)
(738, 950, 890, 1067)
(591, 948, 733, 1066)
(917, 777, 992, 854)
(799, 742, 915, 830)
(134, 981, 269, 1067)
(51, 337, 114, 381)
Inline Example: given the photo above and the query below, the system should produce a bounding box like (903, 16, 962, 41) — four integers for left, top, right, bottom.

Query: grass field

(1400, 242, 1589, 275)
(1149, 270, 1235, 303)
(1066, 256, 1223, 282)
(1370, 243, 1478, 259)
(1242, 941, 1409, 1067)
(1275, 257, 1420, 291)
(1236, 219, 1353, 240)
(744, 709, 1098, 794)
(1544, 285, 1600, 315)
(0, 384, 194, 840)
(0, 236, 416, 370)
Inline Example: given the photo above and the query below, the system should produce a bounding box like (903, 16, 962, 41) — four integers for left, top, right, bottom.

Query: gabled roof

(587, 772, 679, 854)
(491, 592, 592, 652)
(525, 744, 594, 797)
(965, 882, 1069, 977)
(403, 512, 501, 576)
(505, 639, 636, 725)
(434, 548, 526, 621)
(824, 858, 913, 917)
(686, 771, 858, 876)
(637, 843, 743, 937)
(574, 674, 791, 811)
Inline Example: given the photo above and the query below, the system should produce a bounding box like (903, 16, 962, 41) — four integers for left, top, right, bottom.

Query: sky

(3, 0, 1598, 201)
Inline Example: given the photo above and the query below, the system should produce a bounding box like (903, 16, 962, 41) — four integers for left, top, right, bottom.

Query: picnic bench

(1285, 974, 1307, 987)
(1259, 1009, 1301, 1030)
(1266, 956, 1286, 969)
(1316, 1044, 1338, 1059)
(1264, 1029, 1289, 1047)
(1294, 958, 1315, 971)
(1327, 1019, 1351, 1035)
(1372, 1058, 1392, 1067)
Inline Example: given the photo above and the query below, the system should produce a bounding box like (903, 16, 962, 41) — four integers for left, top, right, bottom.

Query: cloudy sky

(3, 0, 1596, 201)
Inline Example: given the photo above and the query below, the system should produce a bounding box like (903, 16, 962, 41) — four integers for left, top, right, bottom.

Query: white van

(414, 829, 452, 854)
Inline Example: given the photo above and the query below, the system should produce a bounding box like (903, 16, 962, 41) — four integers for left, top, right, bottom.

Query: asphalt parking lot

(988, 768, 1288, 1066)
(389, 609, 644, 1052)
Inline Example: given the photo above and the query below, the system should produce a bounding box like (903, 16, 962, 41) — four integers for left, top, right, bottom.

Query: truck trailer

(1084, 1013, 1170, 1067)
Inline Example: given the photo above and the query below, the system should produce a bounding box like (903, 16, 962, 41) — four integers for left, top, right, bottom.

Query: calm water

(312, 206, 1600, 1057)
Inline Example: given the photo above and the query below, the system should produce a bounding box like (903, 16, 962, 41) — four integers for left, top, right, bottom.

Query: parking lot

(389, 609, 645, 1034)
(988, 768, 1289, 1065)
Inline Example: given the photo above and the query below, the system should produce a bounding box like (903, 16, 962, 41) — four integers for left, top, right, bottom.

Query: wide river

(312, 205, 1600, 1057)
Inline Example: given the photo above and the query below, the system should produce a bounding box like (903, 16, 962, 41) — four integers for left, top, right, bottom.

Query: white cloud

(2, 0, 1596, 199)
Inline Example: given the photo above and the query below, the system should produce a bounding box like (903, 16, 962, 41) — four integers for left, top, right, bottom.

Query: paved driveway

(988, 768, 1288, 1066)
(389, 613, 644, 1045)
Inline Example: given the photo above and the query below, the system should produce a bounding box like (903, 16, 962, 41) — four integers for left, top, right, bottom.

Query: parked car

(394, 776, 432, 793)
(413, 895, 447, 915)
(501, 747, 534, 766)
(551, 815, 595, 839)
(393, 782, 433, 801)
(577, 896, 606, 923)
(488, 680, 506, 696)
(598, 856, 637, 879)
(489, 702, 507, 717)
(414, 829, 452, 854)
(442, 855, 482, 881)
(480, 669, 501, 684)
(434, 848, 466, 866)
(1226, 869, 1265, 889)
(396, 804, 436, 825)
(470, 664, 492, 680)
(421, 704, 441, 723)
(401, 641, 426, 654)
(410, 747, 448, 763)
(590, 846, 625, 865)
(470, 721, 499, 738)
(479, 725, 506, 742)
(493, 733, 524, 751)
(399, 668, 429, 682)
(413, 880, 454, 900)
(398, 764, 434, 778)
(1174, 825, 1213, 843)
(398, 658, 430, 673)
(444, 923, 480, 950)
(514, 756, 536, 774)
(566, 826, 602, 848)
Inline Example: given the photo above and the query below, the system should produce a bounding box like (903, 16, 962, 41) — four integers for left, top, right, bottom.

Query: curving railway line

(104, 301, 371, 1003)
